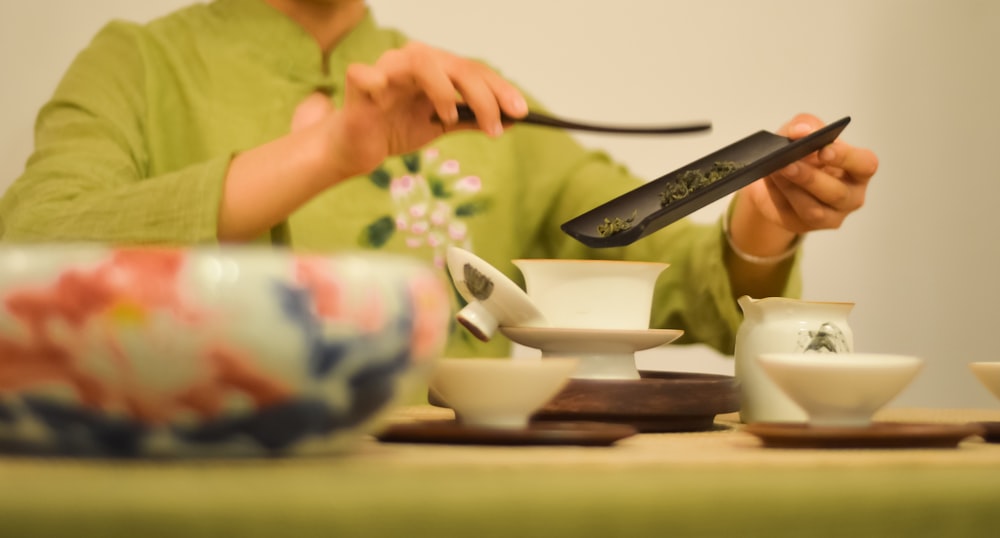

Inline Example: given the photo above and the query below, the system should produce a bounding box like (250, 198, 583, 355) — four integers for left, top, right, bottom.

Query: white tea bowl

(511, 259, 668, 330)
(429, 358, 578, 429)
(756, 353, 924, 428)
(969, 362, 1000, 401)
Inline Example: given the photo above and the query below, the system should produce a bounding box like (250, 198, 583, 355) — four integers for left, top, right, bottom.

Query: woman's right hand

(323, 41, 529, 180)
(219, 41, 526, 242)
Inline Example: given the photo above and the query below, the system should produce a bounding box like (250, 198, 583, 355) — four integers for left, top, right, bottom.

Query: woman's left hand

(741, 113, 879, 234)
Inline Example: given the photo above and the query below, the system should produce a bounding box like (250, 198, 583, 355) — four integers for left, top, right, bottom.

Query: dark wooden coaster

(376, 420, 637, 447)
(743, 422, 983, 449)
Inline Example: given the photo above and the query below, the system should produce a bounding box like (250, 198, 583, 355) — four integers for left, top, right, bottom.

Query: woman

(0, 0, 878, 357)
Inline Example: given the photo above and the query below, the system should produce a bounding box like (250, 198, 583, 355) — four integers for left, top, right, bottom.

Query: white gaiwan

(444, 252, 679, 381)
(504, 258, 674, 380)
(969, 362, 1000, 401)
(511, 258, 668, 330)
(430, 358, 578, 429)
(756, 353, 924, 427)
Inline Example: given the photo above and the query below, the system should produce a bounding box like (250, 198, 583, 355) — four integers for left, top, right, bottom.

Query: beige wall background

(1, 0, 998, 408)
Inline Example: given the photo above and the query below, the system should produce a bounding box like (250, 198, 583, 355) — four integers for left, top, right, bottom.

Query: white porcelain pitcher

(735, 295, 854, 423)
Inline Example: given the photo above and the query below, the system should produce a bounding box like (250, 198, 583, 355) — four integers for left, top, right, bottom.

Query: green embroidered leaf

(428, 177, 452, 199)
(359, 216, 396, 248)
(402, 153, 420, 173)
(369, 168, 391, 189)
(454, 198, 491, 217)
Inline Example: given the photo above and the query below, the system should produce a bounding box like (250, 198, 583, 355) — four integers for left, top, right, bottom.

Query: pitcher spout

(737, 295, 759, 318)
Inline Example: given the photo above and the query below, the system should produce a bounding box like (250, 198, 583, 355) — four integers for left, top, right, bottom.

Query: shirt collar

(210, 0, 402, 90)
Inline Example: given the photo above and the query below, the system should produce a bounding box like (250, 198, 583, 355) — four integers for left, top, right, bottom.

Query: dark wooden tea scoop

(445, 103, 712, 135)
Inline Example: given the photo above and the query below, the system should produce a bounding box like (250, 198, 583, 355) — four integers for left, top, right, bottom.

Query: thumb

(344, 63, 390, 108)
(778, 113, 824, 140)
(290, 91, 335, 132)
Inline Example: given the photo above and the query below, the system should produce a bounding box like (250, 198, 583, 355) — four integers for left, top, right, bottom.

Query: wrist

(311, 118, 360, 188)
(317, 109, 389, 185)
(724, 196, 801, 265)
(722, 211, 801, 265)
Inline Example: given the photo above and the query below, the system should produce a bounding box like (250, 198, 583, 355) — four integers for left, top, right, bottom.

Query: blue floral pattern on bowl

(0, 246, 450, 458)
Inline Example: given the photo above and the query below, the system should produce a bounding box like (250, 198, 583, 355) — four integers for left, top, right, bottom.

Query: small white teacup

(969, 362, 1000, 401)
(430, 358, 578, 429)
(756, 353, 924, 428)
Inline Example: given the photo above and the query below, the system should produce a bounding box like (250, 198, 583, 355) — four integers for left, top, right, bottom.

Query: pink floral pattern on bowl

(0, 246, 450, 457)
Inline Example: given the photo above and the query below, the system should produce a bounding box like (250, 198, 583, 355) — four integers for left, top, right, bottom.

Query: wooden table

(2, 407, 999, 537)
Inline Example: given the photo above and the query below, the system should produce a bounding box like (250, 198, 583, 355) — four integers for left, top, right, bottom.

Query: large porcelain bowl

(756, 353, 924, 427)
(0, 245, 450, 457)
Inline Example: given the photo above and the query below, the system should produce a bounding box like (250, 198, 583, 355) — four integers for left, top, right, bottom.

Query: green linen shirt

(0, 0, 800, 358)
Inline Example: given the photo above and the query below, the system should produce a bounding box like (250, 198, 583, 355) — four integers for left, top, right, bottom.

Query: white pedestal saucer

(499, 326, 683, 380)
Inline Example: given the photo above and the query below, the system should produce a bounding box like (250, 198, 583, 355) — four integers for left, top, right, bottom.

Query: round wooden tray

(532, 371, 739, 432)
(430, 370, 740, 433)
(974, 421, 1000, 443)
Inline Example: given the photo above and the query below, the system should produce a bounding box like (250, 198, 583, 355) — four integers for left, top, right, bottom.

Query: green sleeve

(0, 21, 225, 244)
(508, 124, 802, 355)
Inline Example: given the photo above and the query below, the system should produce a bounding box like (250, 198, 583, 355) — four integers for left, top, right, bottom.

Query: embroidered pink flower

(410, 221, 429, 235)
(454, 175, 482, 193)
(448, 221, 467, 241)
(430, 201, 449, 227)
(439, 160, 460, 175)
(409, 203, 428, 219)
(390, 175, 417, 198)
(431, 253, 446, 269)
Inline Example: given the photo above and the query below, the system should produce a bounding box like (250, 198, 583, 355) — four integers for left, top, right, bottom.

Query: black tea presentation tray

(560, 117, 851, 248)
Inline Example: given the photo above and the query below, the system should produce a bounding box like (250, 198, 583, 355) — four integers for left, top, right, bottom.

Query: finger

(778, 113, 824, 139)
(745, 177, 806, 233)
(445, 55, 530, 135)
(479, 68, 528, 119)
(290, 91, 335, 132)
(759, 177, 797, 223)
(403, 43, 462, 126)
(450, 65, 505, 136)
(766, 173, 847, 230)
(775, 161, 856, 211)
(344, 63, 389, 106)
(818, 141, 879, 186)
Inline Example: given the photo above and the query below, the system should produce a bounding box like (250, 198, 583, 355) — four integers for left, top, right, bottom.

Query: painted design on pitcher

(0, 250, 438, 456)
(798, 322, 851, 353)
